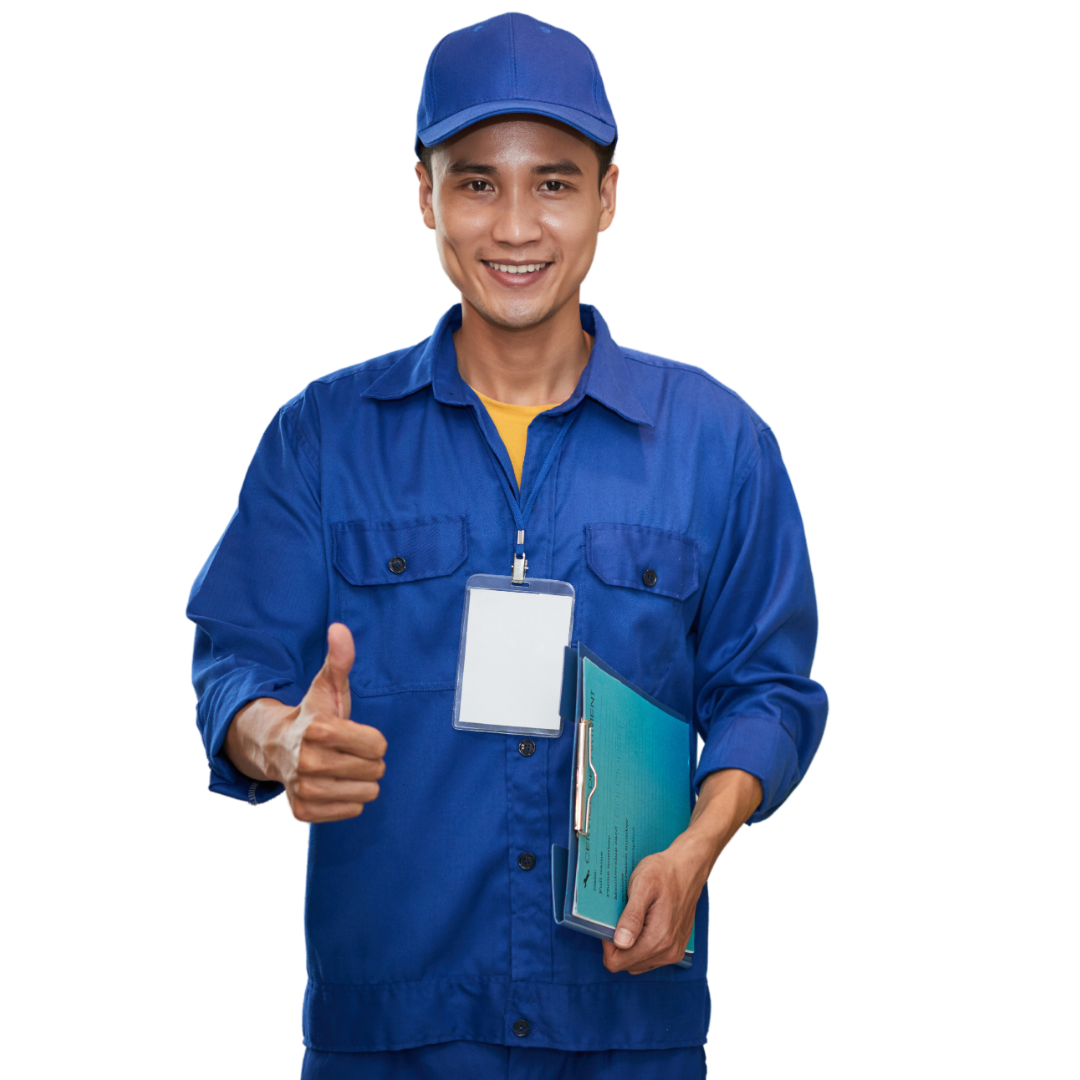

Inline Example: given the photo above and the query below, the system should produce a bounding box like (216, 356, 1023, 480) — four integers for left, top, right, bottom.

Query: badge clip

(511, 529, 528, 584)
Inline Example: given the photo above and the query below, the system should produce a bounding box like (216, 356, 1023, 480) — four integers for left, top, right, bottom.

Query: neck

(454, 293, 592, 406)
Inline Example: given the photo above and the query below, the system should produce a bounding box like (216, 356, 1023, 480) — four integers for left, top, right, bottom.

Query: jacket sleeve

(186, 394, 326, 804)
(692, 425, 828, 822)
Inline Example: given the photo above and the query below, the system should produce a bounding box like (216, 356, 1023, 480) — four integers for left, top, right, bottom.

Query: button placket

(505, 733, 550, 982)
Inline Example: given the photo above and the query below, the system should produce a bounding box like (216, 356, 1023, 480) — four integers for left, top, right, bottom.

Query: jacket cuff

(694, 714, 800, 823)
(204, 680, 305, 804)
(209, 771, 285, 805)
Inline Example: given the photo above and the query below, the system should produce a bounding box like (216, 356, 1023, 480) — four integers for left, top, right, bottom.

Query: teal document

(551, 643, 694, 965)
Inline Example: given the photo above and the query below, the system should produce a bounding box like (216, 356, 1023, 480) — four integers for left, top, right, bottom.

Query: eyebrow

(445, 159, 585, 177)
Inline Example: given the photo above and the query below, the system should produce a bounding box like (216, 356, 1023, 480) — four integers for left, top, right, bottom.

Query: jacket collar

(362, 304, 654, 428)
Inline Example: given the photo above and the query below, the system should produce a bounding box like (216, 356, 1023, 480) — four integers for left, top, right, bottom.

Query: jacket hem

(303, 974, 709, 1052)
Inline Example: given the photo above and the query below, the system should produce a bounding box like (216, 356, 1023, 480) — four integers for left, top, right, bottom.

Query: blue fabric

(416, 13, 617, 150)
(187, 304, 827, 1052)
(302, 1040, 706, 1079)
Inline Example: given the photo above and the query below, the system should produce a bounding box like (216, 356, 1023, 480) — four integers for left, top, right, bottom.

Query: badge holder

(452, 408, 580, 737)
(452, 572, 575, 736)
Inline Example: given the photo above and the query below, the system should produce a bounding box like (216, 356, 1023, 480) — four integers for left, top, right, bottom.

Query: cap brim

(417, 99, 616, 150)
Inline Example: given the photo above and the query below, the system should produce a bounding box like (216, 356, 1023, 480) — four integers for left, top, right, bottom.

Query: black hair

(416, 134, 616, 192)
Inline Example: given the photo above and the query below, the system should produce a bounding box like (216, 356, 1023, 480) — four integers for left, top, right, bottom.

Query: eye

(468, 179, 494, 192)
(460, 180, 570, 193)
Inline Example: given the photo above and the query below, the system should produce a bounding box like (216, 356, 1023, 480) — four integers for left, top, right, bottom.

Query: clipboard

(551, 642, 694, 968)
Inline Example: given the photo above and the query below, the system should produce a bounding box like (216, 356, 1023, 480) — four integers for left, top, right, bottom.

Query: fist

(279, 623, 387, 823)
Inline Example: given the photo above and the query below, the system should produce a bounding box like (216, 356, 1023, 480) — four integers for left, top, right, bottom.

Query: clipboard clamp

(573, 717, 599, 836)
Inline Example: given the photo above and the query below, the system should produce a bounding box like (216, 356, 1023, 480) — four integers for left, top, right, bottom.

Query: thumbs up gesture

(275, 623, 387, 823)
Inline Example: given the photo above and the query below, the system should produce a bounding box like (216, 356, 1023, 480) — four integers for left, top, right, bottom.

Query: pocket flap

(332, 516, 468, 586)
(585, 524, 698, 601)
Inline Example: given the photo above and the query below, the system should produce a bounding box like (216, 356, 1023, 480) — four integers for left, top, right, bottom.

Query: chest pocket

(581, 523, 699, 694)
(332, 516, 469, 694)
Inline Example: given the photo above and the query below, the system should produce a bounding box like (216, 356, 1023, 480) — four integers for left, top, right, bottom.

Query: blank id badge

(452, 574, 574, 736)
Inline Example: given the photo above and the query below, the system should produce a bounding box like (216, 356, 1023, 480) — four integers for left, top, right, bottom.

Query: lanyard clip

(511, 529, 528, 584)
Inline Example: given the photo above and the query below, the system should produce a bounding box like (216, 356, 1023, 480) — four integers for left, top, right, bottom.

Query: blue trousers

(301, 1041, 707, 1079)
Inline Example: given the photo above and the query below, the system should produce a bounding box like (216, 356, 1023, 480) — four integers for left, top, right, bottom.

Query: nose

(490, 185, 543, 248)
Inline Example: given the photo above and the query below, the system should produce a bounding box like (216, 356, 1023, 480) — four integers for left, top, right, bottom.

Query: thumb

(309, 622, 355, 719)
(613, 874, 652, 949)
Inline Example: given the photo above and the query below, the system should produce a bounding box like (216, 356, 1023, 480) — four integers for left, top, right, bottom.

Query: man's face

(417, 115, 618, 330)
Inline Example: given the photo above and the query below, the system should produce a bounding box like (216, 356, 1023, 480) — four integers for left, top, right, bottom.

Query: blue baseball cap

(416, 12, 617, 155)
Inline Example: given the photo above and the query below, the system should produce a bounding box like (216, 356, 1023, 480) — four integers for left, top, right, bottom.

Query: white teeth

(488, 262, 545, 274)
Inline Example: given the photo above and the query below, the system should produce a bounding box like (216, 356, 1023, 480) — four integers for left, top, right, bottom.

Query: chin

(469, 292, 560, 330)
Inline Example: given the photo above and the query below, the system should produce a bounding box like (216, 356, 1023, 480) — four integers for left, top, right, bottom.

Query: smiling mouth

(482, 260, 551, 276)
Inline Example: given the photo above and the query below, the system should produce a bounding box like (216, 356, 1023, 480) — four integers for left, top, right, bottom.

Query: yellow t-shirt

(474, 390, 560, 488)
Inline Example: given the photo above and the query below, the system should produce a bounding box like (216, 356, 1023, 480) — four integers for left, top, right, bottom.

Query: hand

(601, 843, 703, 974)
(227, 623, 387, 823)
(602, 768, 762, 974)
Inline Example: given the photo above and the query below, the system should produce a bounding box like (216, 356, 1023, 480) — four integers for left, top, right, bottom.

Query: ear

(414, 160, 436, 233)
(600, 162, 617, 234)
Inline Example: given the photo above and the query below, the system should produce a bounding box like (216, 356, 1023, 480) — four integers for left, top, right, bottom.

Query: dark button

(388, 556, 406, 574)
(518, 739, 536, 757)
(517, 852, 536, 871)
(512, 1019, 531, 1038)
(642, 568, 658, 587)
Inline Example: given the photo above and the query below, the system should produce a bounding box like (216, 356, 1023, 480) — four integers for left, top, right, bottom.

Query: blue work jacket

(187, 304, 827, 1053)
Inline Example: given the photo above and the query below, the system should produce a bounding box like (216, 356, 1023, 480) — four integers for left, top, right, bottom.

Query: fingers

(612, 861, 657, 951)
(324, 622, 355, 720)
(613, 886, 649, 950)
(288, 627, 377, 825)
(302, 743, 386, 779)
(291, 800, 368, 824)
(603, 905, 685, 974)
(605, 928, 687, 974)
(307, 623, 356, 719)
(293, 776, 382, 806)
(608, 948, 661, 975)
(306, 717, 388, 760)
(325, 623, 355, 694)
(288, 781, 379, 822)
(287, 716, 387, 823)
(603, 861, 688, 974)
(298, 743, 386, 783)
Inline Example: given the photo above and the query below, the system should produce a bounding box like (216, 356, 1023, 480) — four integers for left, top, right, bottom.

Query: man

(188, 13, 827, 1078)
